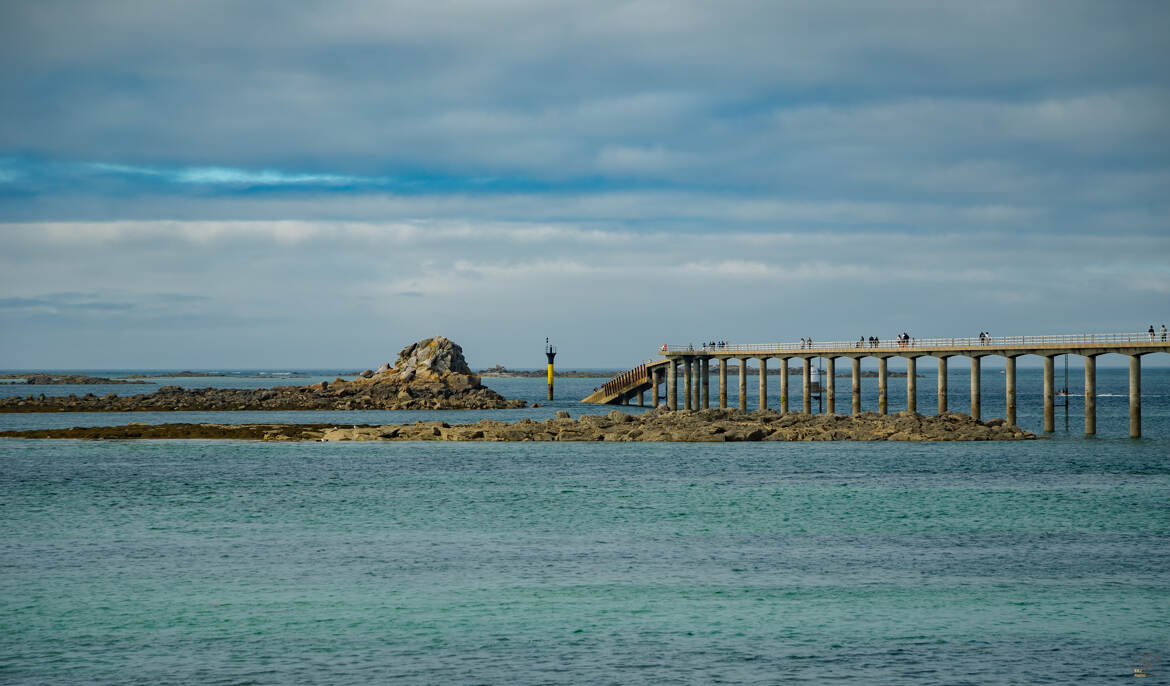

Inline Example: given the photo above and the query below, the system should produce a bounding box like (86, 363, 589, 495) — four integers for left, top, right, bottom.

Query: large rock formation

(0, 337, 525, 412)
(1, 409, 1039, 441)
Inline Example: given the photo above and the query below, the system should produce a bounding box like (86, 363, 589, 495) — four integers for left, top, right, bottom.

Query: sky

(1, 0, 1168, 369)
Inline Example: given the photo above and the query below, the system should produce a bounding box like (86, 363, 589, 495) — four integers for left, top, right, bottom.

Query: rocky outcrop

(0, 337, 524, 412)
(1, 409, 1038, 441)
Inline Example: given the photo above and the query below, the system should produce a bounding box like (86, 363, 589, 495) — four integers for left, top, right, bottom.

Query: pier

(581, 332, 1170, 437)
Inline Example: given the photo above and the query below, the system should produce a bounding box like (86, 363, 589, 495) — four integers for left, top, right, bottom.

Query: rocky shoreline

(0, 337, 524, 412)
(0, 408, 1039, 442)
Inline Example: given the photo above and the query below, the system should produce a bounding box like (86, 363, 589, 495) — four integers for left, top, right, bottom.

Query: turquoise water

(2, 369, 1169, 683)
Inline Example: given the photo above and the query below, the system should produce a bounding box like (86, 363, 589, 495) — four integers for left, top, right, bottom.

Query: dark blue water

(2, 369, 1168, 683)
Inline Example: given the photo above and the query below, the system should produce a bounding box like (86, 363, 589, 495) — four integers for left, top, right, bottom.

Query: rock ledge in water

(0, 337, 524, 412)
(0, 409, 1040, 442)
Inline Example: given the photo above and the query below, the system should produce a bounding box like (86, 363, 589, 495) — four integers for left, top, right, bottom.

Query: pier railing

(592, 359, 668, 400)
(663, 332, 1166, 354)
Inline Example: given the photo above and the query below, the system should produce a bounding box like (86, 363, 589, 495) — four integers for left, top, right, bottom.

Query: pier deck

(584, 331, 1170, 437)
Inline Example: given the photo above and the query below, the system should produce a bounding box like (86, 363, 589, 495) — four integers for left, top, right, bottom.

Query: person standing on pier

(1161, 325, 1167, 341)
(1149, 325, 1157, 341)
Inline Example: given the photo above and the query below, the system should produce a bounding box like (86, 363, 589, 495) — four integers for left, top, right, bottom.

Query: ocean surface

(2, 366, 1168, 683)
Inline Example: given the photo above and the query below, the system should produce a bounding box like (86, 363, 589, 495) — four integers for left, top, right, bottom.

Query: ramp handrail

(596, 359, 662, 397)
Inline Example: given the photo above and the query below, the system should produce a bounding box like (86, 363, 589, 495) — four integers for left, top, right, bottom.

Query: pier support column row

(701, 358, 709, 409)
(652, 351, 1145, 437)
(738, 358, 748, 411)
(1043, 355, 1054, 433)
(851, 358, 861, 416)
(687, 358, 697, 405)
(906, 357, 917, 413)
(1084, 355, 1095, 436)
(780, 358, 789, 414)
(718, 359, 727, 409)
(937, 356, 948, 415)
(825, 357, 835, 415)
(1005, 356, 1016, 426)
(802, 358, 812, 414)
(666, 361, 677, 410)
(970, 356, 981, 421)
(1130, 355, 1141, 439)
(758, 358, 768, 411)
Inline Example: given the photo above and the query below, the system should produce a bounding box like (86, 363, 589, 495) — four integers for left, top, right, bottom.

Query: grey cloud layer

(2, 1, 1168, 196)
(1, 2, 1168, 366)
(2, 222, 1166, 367)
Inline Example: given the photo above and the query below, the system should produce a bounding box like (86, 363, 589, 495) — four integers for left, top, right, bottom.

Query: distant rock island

(119, 371, 231, 378)
(0, 373, 150, 385)
(118, 371, 313, 379)
(0, 408, 1037, 442)
(0, 337, 524, 412)
(477, 365, 618, 378)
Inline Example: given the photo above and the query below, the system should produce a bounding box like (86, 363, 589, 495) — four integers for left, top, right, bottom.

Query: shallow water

(2, 370, 1169, 683)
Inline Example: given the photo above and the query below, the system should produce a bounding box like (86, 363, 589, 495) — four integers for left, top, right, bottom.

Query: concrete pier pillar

(1130, 355, 1141, 438)
(683, 358, 693, 412)
(738, 358, 748, 411)
(666, 361, 677, 410)
(1084, 355, 1096, 436)
(758, 357, 768, 411)
(650, 370, 659, 407)
(802, 358, 812, 414)
(779, 358, 790, 414)
(878, 357, 888, 415)
(851, 358, 861, 416)
(906, 357, 917, 414)
(937, 356, 948, 415)
(1043, 355, 1055, 433)
(825, 357, 835, 415)
(970, 356, 981, 421)
(1005, 356, 1016, 426)
(718, 359, 728, 409)
(637, 389, 644, 407)
(701, 357, 710, 409)
(692, 358, 702, 411)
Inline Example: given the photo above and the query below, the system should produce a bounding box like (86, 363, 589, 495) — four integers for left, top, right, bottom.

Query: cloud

(0, 2, 1167, 365)
(1, 219, 1168, 366)
(0, 291, 211, 317)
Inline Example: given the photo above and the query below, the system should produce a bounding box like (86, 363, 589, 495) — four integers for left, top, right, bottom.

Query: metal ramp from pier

(582, 359, 671, 406)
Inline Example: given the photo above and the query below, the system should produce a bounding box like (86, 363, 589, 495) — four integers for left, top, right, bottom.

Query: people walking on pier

(807, 336, 813, 348)
(1161, 325, 1167, 341)
(1149, 325, 1157, 341)
(800, 337, 806, 349)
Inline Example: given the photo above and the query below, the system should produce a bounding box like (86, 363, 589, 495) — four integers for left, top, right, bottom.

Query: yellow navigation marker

(545, 338, 557, 401)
